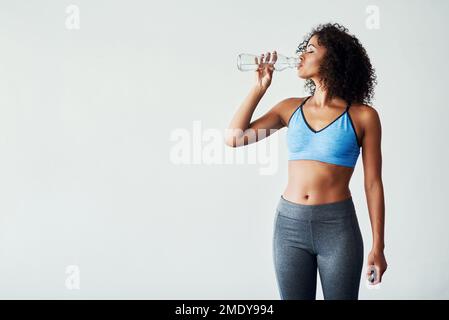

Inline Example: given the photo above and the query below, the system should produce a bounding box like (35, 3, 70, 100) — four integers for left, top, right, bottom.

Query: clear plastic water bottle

(237, 53, 300, 71)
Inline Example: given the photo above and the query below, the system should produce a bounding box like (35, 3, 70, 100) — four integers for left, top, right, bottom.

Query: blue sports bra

(286, 96, 361, 168)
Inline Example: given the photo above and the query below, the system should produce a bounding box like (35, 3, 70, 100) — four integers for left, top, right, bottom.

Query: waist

(276, 194, 356, 221)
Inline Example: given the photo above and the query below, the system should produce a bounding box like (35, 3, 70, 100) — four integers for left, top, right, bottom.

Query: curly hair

(296, 22, 377, 105)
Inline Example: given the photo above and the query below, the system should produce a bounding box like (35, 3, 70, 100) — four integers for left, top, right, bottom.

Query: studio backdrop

(0, 0, 447, 299)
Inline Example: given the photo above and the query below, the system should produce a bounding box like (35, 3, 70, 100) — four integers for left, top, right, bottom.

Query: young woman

(225, 23, 387, 300)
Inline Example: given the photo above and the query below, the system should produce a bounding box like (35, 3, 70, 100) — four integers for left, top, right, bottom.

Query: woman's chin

(297, 70, 310, 80)
(297, 72, 306, 79)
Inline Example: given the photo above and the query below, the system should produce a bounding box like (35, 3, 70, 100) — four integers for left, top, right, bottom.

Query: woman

(225, 23, 387, 300)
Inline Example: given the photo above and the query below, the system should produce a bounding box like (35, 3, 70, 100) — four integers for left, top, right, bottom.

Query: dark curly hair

(296, 22, 377, 105)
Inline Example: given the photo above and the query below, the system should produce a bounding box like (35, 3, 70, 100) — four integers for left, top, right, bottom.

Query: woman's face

(297, 34, 327, 79)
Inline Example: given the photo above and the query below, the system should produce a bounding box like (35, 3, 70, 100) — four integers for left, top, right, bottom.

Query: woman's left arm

(361, 105, 388, 285)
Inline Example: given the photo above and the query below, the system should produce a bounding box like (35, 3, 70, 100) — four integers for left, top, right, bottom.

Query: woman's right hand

(255, 51, 277, 91)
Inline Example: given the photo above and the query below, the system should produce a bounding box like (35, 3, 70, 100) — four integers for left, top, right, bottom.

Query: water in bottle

(237, 53, 300, 72)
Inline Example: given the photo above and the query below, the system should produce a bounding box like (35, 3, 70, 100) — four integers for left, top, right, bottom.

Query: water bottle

(367, 265, 377, 284)
(237, 53, 300, 72)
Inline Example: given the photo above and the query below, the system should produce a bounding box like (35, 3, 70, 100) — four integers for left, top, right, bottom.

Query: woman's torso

(279, 97, 364, 205)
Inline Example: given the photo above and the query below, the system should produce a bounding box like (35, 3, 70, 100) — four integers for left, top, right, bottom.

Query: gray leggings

(273, 195, 364, 300)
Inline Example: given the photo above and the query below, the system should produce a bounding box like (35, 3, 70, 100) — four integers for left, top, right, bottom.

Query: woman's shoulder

(350, 102, 379, 121)
(271, 96, 306, 114)
(349, 102, 380, 137)
(282, 96, 309, 108)
(276, 96, 309, 127)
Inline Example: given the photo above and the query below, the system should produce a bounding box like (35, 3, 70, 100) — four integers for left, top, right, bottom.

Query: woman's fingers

(265, 52, 271, 64)
(256, 50, 277, 74)
(374, 265, 382, 284)
(265, 51, 277, 66)
(272, 51, 277, 64)
(254, 56, 261, 71)
(367, 264, 383, 285)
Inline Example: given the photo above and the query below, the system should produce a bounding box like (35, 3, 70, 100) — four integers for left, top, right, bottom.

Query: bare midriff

(282, 159, 354, 205)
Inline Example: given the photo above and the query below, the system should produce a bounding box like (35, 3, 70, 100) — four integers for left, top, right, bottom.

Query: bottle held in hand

(237, 52, 300, 71)
(240, 51, 296, 90)
(367, 265, 377, 284)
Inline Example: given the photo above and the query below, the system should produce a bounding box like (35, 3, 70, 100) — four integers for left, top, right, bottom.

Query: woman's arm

(225, 86, 293, 148)
(361, 105, 388, 284)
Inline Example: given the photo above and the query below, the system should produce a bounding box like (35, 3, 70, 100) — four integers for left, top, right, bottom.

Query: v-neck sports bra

(286, 96, 361, 168)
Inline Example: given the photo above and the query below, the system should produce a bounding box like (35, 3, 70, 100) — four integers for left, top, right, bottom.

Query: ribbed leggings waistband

(276, 195, 356, 221)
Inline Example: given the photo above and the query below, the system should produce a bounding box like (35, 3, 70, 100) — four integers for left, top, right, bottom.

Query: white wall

(0, 0, 448, 299)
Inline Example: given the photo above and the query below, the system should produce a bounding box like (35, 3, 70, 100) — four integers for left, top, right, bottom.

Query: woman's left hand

(366, 248, 388, 285)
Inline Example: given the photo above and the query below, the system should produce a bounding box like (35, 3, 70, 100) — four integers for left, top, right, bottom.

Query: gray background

(0, 0, 447, 299)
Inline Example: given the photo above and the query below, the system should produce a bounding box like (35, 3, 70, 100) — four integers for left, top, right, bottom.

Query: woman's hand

(254, 51, 277, 91)
(366, 248, 388, 285)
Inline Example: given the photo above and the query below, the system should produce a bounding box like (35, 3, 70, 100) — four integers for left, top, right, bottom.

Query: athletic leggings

(273, 195, 364, 300)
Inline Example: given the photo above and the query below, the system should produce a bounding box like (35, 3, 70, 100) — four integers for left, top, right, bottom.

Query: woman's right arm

(224, 86, 292, 148)
(225, 50, 291, 148)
